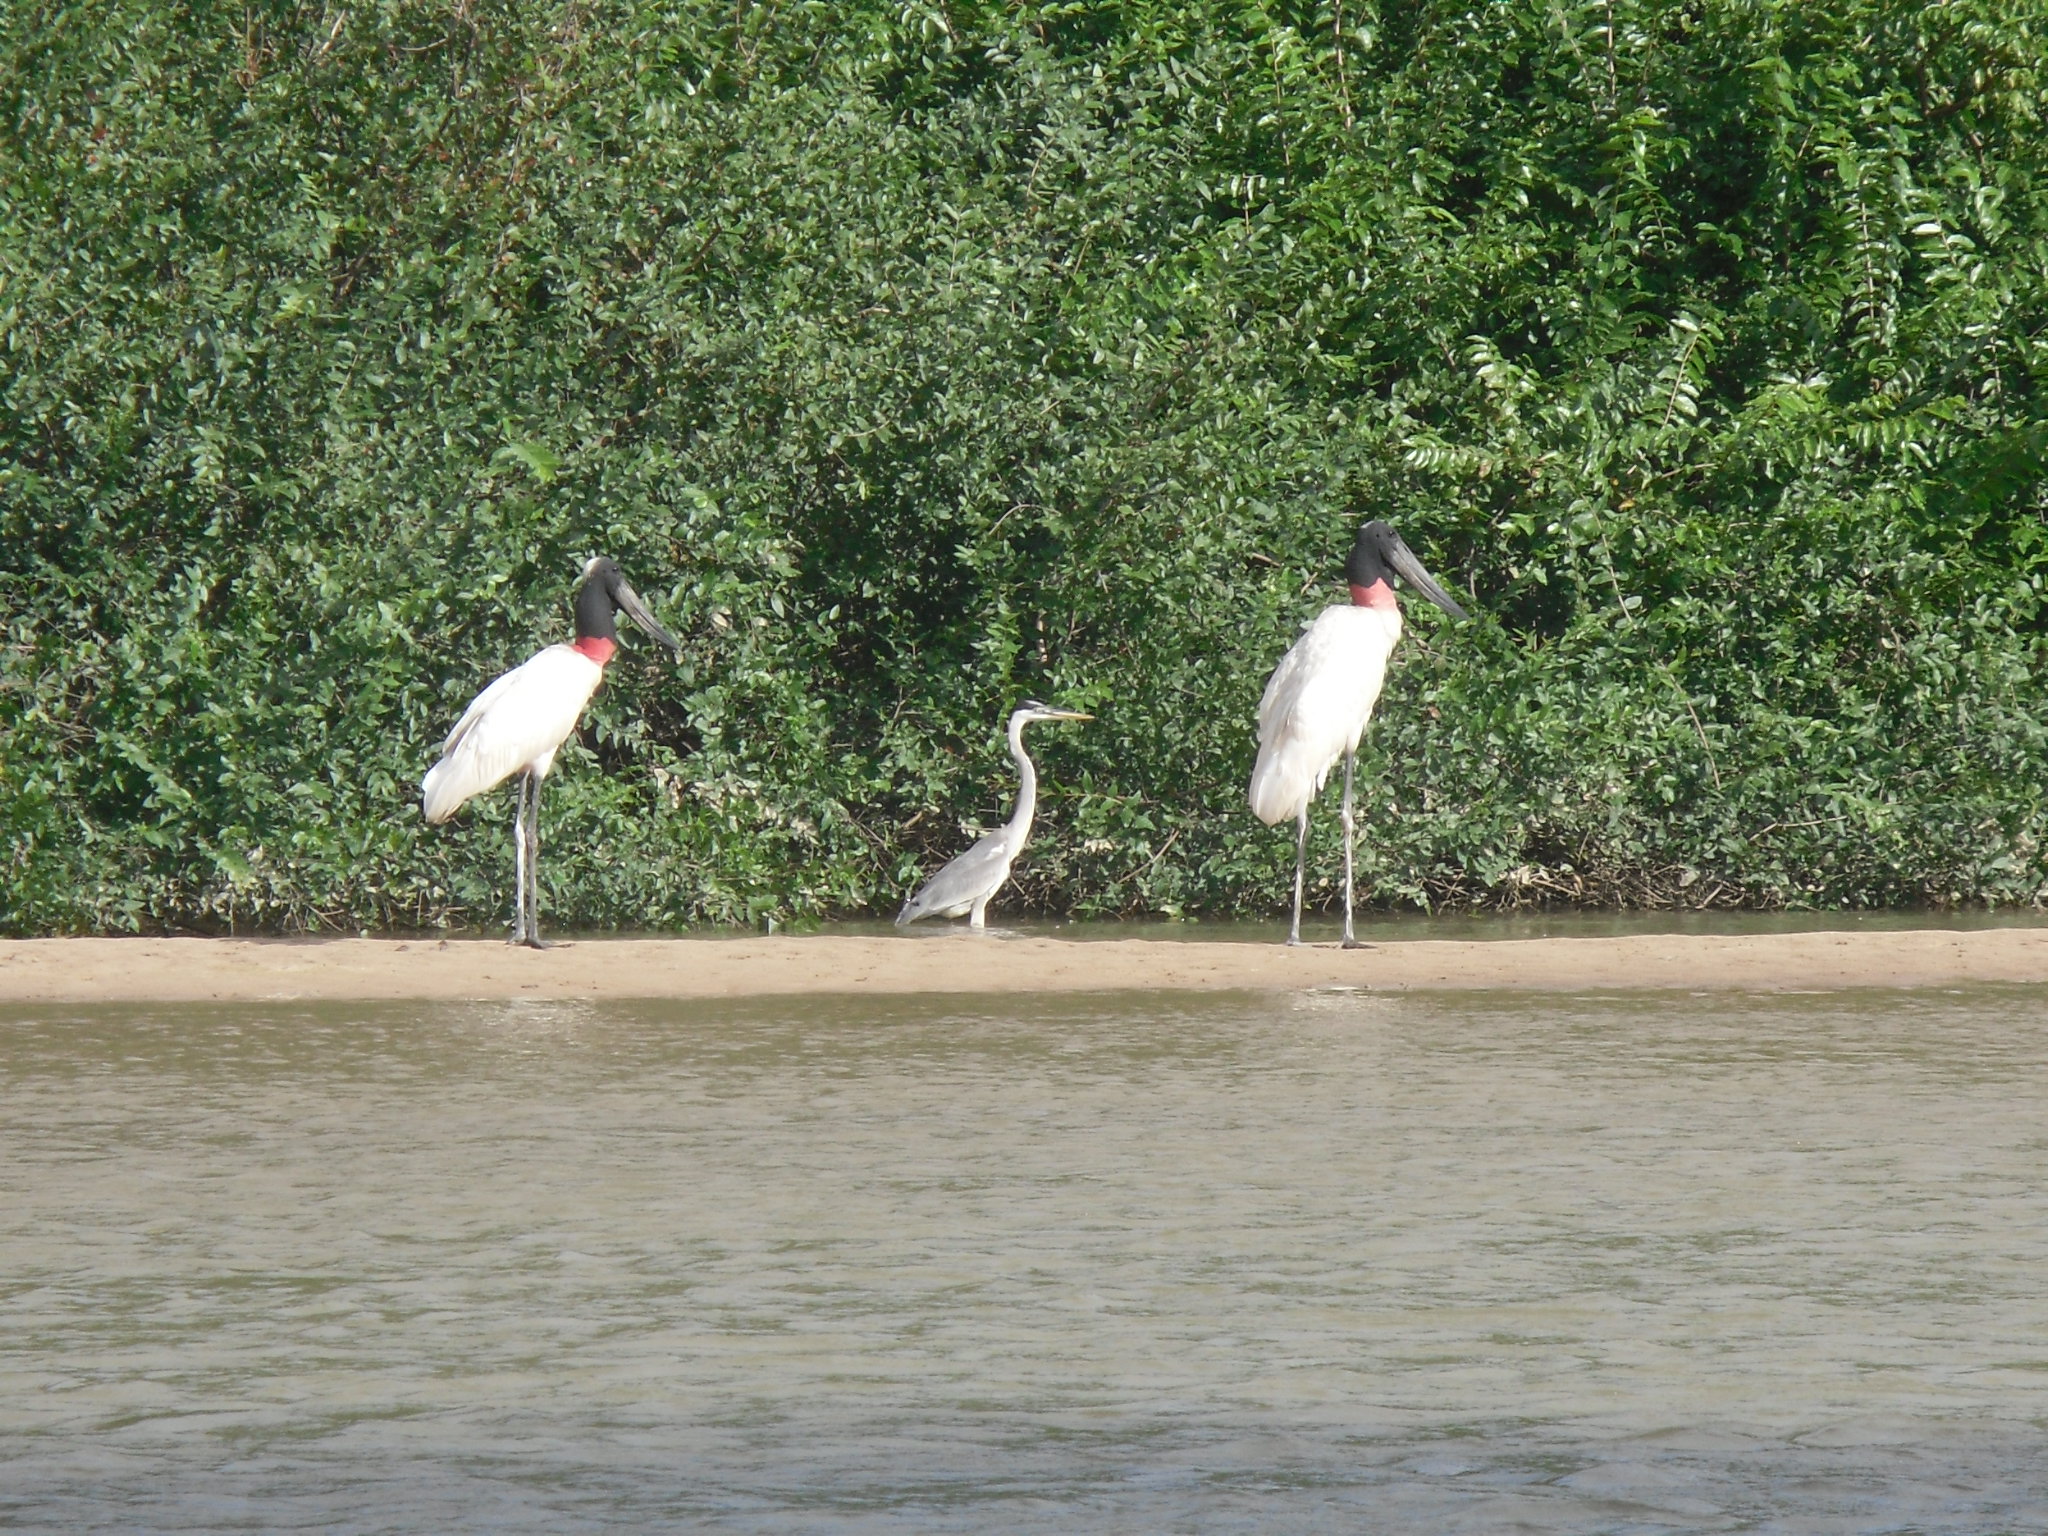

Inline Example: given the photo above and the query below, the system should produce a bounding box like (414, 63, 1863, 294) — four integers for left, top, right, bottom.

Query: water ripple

(3, 989, 2045, 1532)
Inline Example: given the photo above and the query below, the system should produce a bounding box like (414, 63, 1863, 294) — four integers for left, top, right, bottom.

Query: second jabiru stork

(423, 557, 681, 947)
(1249, 520, 1465, 947)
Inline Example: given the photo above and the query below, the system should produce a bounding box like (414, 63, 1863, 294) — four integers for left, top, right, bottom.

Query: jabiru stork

(896, 701, 1093, 930)
(1249, 520, 1465, 946)
(423, 557, 681, 947)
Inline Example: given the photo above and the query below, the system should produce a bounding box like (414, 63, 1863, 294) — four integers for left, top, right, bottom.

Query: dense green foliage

(5, 0, 2047, 933)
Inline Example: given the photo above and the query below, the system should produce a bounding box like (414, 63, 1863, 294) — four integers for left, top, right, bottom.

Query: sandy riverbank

(3, 928, 2047, 1003)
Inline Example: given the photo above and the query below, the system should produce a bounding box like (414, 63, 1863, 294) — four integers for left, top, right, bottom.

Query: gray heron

(896, 700, 1093, 930)
(1249, 520, 1465, 947)
(423, 557, 681, 948)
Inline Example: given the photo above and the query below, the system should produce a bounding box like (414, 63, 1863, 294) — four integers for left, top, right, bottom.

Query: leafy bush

(4, 0, 2045, 933)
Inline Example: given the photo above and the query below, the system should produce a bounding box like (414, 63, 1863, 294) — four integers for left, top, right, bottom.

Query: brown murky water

(3, 989, 2045, 1533)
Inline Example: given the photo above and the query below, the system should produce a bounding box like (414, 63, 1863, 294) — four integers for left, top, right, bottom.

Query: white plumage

(1249, 605, 1402, 827)
(422, 645, 604, 825)
(1247, 519, 1465, 947)
(423, 556, 680, 948)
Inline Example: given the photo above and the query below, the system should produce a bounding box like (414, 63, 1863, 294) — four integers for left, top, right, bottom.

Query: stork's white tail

(420, 645, 603, 822)
(1249, 722, 1335, 825)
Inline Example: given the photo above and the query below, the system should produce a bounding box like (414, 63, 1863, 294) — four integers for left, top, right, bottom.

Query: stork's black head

(574, 557, 682, 654)
(1344, 521, 1467, 618)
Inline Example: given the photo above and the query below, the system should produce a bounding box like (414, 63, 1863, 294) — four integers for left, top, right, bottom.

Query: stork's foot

(510, 934, 560, 951)
(1340, 939, 1374, 951)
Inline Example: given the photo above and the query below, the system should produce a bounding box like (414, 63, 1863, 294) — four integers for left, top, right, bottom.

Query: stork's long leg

(1340, 750, 1361, 949)
(522, 771, 551, 951)
(968, 895, 990, 931)
(510, 772, 531, 946)
(1288, 807, 1309, 946)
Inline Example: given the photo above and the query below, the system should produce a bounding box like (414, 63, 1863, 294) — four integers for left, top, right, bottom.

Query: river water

(3, 988, 2044, 1533)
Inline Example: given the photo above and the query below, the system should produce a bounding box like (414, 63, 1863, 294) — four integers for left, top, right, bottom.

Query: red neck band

(571, 636, 617, 665)
(1350, 579, 1397, 610)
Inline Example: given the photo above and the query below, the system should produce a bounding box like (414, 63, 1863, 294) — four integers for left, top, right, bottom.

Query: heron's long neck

(1005, 718, 1038, 842)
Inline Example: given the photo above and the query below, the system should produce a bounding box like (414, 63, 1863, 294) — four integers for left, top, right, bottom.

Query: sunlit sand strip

(3, 929, 2047, 1003)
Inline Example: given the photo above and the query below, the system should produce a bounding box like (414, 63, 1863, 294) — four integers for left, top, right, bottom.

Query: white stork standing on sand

(423, 557, 681, 948)
(1249, 520, 1466, 947)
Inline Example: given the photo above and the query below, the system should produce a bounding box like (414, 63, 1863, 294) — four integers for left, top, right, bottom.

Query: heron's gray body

(897, 703, 1089, 930)
(897, 827, 1021, 926)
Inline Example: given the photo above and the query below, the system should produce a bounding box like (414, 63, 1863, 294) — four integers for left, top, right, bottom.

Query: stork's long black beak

(614, 578, 682, 656)
(1384, 534, 1468, 620)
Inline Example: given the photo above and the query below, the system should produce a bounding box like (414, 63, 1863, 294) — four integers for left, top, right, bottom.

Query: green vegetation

(5, 0, 2046, 934)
